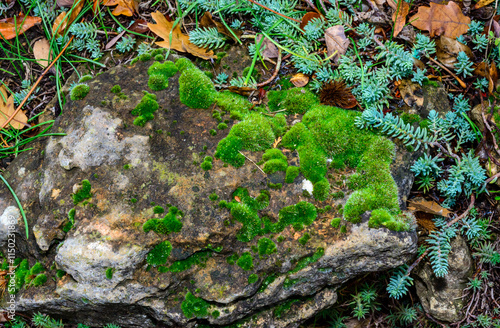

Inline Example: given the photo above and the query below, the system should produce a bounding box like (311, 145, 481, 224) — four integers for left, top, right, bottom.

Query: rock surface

(0, 58, 417, 327)
(413, 235, 473, 322)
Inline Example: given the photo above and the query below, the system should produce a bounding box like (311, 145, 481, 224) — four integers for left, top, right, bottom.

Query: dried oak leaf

(147, 11, 214, 60)
(325, 25, 349, 64)
(387, 0, 410, 37)
(474, 0, 495, 9)
(0, 14, 41, 40)
(0, 86, 28, 130)
(290, 73, 309, 87)
(52, 0, 84, 36)
(102, 0, 138, 17)
(319, 80, 357, 109)
(200, 12, 242, 42)
(436, 35, 473, 69)
(408, 197, 452, 217)
(410, 1, 470, 38)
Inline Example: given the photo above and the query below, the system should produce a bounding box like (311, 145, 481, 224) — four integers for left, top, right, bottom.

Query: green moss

(229, 113, 276, 151)
(340, 225, 347, 233)
(147, 61, 178, 91)
(70, 84, 90, 101)
(209, 193, 218, 201)
(257, 237, 277, 256)
(290, 247, 324, 273)
(268, 182, 282, 189)
(30, 262, 44, 275)
(72, 180, 92, 204)
(62, 208, 76, 232)
(153, 54, 164, 61)
(153, 206, 165, 214)
(204, 71, 214, 79)
(143, 206, 183, 234)
(200, 161, 212, 171)
(139, 53, 151, 62)
(111, 85, 121, 94)
(56, 270, 66, 278)
(274, 299, 301, 318)
(181, 292, 210, 319)
(31, 274, 47, 286)
(209, 129, 217, 136)
(263, 159, 287, 174)
(332, 191, 344, 199)
(131, 92, 159, 127)
(285, 166, 300, 183)
(262, 148, 286, 162)
(175, 57, 196, 71)
(130, 198, 137, 203)
(159, 250, 211, 273)
(148, 74, 168, 91)
(226, 253, 239, 265)
(400, 112, 421, 126)
(298, 232, 310, 245)
(78, 75, 93, 83)
(277, 235, 285, 243)
(330, 217, 342, 228)
(214, 135, 245, 167)
(131, 58, 139, 65)
(123, 164, 131, 169)
(237, 252, 254, 270)
(212, 110, 222, 121)
(204, 156, 213, 162)
(105, 267, 114, 279)
(217, 122, 228, 130)
(179, 67, 217, 109)
(313, 179, 330, 201)
(151, 48, 164, 56)
(212, 310, 220, 319)
(248, 273, 259, 284)
(146, 241, 172, 266)
(268, 88, 319, 114)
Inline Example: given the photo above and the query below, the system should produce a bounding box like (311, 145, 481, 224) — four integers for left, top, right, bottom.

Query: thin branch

(426, 56, 467, 89)
(238, 151, 266, 175)
(257, 49, 282, 87)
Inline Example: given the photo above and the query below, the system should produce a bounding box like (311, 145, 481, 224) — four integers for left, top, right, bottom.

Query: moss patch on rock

(131, 92, 159, 127)
(178, 61, 217, 109)
(143, 206, 183, 235)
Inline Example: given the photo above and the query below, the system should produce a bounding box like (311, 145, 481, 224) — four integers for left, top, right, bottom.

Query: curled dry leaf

(474, 0, 495, 9)
(408, 197, 452, 217)
(255, 35, 279, 60)
(0, 14, 42, 40)
(436, 35, 473, 69)
(200, 12, 242, 42)
(102, 0, 138, 17)
(52, 0, 84, 36)
(325, 25, 349, 64)
(33, 38, 52, 68)
(300, 12, 323, 30)
(0, 86, 28, 130)
(410, 1, 470, 38)
(474, 61, 498, 94)
(227, 86, 256, 97)
(290, 73, 309, 87)
(147, 11, 214, 60)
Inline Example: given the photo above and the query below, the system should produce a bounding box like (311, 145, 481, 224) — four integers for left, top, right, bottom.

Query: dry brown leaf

(389, 0, 410, 37)
(474, 0, 495, 9)
(234, 196, 241, 202)
(300, 12, 322, 30)
(490, 61, 498, 94)
(325, 25, 350, 64)
(0, 14, 41, 40)
(102, 0, 138, 17)
(33, 38, 52, 68)
(410, 2, 470, 38)
(56, 0, 74, 7)
(147, 11, 214, 60)
(199, 12, 242, 42)
(128, 19, 149, 33)
(52, 0, 84, 36)
(436, 35, 473, 69)
(398, 79, 424, 107)
(408, 197, 452, 217)
(227, 86, 256, 96)
(255, 35, 279, 60)
(290, 73, 309, 87)
(0, 86, 28, 130)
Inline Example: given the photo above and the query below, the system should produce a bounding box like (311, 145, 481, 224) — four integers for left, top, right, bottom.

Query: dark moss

(257, 237, 277, 256)
(277, 235, 285, 243)
(181, 292, 210, 319)
(258, 274, 277, 293)
(226, 253, 239, 265)
(153, 206, 165, 214)
(146, 241, 172, 266)
(290, 247, 324, 273)
(298, 232, 311, 245)
(248, 273, 259, 284)
(209, 193, 218, 201)
(332, 191, 344, 199)
(56, 270, 66, 278)
(72, 180, 92, 204)
(209, 129, 217, 136)
(159, 251, 211, 273)
(236, 252, 254, 270)
(70, 84, 90, 101)
(212, 310, 220, 319)
(111, 85, 121, 94)
(340, 225, 347, 234)
(268, 182, 282, 190)
(274, 299, 301, 318)
(143, 206, 183, 235)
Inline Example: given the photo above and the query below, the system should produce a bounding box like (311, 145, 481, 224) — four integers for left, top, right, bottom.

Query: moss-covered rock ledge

(0, 54, 417, 328)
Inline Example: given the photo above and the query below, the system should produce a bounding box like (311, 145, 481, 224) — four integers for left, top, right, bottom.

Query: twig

(257, 49, 282, 87)
(238, 151, 266, 175)
(426, 56, 467, 89)
(303, 0, 322, 14)
(245, 0, 301, 23)
(0, 36, 75, 131)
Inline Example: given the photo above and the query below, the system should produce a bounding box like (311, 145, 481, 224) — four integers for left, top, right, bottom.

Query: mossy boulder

(0, 57, 417, 328)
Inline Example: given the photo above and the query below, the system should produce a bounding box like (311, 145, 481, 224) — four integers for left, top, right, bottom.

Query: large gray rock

(0, 59, 417, 328)
(414, 235, 473, 322)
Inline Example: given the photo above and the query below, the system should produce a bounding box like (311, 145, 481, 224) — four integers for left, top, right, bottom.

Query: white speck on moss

(302, 179, 313, 193)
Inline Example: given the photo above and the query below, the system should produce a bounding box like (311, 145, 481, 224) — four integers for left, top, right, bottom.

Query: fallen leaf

(0, 14, 42, 40)
(410, 2, 470, 38)
(56, 0, 74, 7)
(300, 12, 322, 30)
(325, 25, 350, 64)
(474, 0, 495, 9)
(227, 86, 256, 96)
(255, 35, 279, 60)
(200, 12, 242, 42)
(493, 17, 500, 38)
(234, 196, 241, 202)
(490, 61, 498, 94)
(147, 11, 214, 60)
(102, 0, 138, 16)
(408, 197, 452, 217)
(33, 38, 52, 68)
(436, 35, 473, 69)
(398, 79, 424, 107)
(290, 73, 309, 87)
(128, 19, 149, 33)
(52, 0, 84, 36)
(387, 0, 410, 37)
(0, 86, 28, 130)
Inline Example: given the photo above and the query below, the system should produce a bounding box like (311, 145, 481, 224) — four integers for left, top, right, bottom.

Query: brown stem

(426, 56, 467, 89)
(257, 49, 282, 87)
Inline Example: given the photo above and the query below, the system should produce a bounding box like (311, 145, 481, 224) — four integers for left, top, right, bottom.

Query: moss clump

(248, 273, 259, 284)
(143, 206, 183, 234)
(105, 267, 114, 279)
(274, 299, 301, 318)
(277, 201, 317, 231)
(236, 252, 254, 270)
(153, 206, 165, 214)
(313, 179, 330, 201)
(147, 61, 179, 91)
(226, 253, 239, 265)
(268, 182, 282, 189)
(146, 240, 172, 266)
(262, 149, 288, 174)
(230, 113, 276, 151)
(148, 74, 168, 91)
(217, 122, 228, 130)
(158, 251, 211, 273)
(330, 217, 341, 228)
(400, 112, 421, 126)
(258, 237, 277, 256)
(200, 160, 212, 171)
(72, 180, 92, 204)
(31, 274, 47, 286)
(154, 54, 164, 61)
(131, 92, 159, 127)
(111, 85, 121, 94)
(181, 292, 210, 319)
(56, 270, 66, 278)
(332, 191, 344, 199)
(268, 88, 319, 114)
(24, 262, 47, 287)
(78, 75, 93, 83)
(70, 83, 90, 101)
(340, 225, 347, 234)
(179, 66, 217, 109)
(290, 247, 324, 273)
(215, 91, 253, 119)
(298, 232, 311, 245)
(214, 135, 245, 167)
(258, 274, 277, 293)
(175, 57, 196, 71)
(277, 235, 285, 243)
(209, 129, 217, 136)
(62, 208, 76, 233)
(209, 193, 218, 201)
(139, 53, 151, 62)
(262, 148, 287, 162)
(285, 166, 300, 183)
(212, 310, 220, 319)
